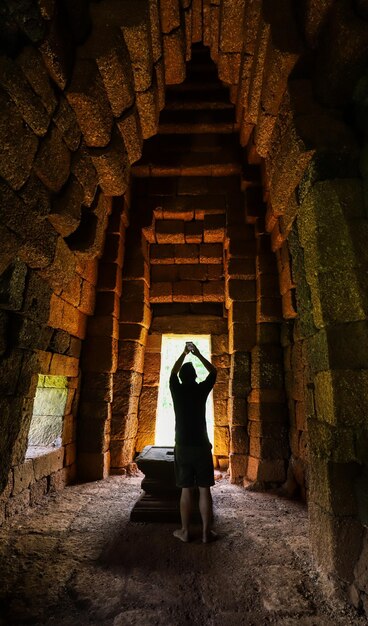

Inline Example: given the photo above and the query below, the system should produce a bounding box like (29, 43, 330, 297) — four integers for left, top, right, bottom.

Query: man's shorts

(174, 444, 215, 488)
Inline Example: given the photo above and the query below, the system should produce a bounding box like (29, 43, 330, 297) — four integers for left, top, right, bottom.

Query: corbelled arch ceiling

(1, 0, 368, 617)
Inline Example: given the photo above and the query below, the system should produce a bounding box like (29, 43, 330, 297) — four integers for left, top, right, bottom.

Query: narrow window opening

(27, 374, 68, 454)
(155, 334, 214, 446)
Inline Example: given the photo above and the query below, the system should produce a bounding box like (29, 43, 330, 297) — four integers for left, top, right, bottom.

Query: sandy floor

(0, 474, 364, 626)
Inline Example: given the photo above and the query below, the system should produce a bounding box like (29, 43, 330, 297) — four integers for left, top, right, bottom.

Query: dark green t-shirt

(169, 370, 216, 446)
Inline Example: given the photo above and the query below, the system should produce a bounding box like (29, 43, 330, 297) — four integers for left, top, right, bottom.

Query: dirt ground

(0, 473, 365, 626)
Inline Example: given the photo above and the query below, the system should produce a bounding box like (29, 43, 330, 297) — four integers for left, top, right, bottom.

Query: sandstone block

(79, 400, 112, 422)
(71, 146, 98, 206)
(32, 448, 64, 481)
(214, 426, 230, 456)
(185, 221, 204, 243)
(78, 451, 110, 480)
(120, 301, 151, 328)
(150, 244, 175, 264)
(33, 125, 70, 193)
(136, 85, 159, 139)
(111, 414, 138, 442)
(95, 291, 120, 317)
(229, 453, 247, 484)
(257, 297, 283, 323)
(229, 322, 256, 354)
(150, 282, 173, 303)
(18, 46, 58, 116)
(230, 425, 248, 455)
(90, 130, 129, 196)
(0, 56, 50, 137)
(175, 244, 199, 264)
(13, 460, 35, 496)
(314, 370, 368, 429)
(62, 413, 75, 445)
(81, 336, 118, 373)
(203, 281, 224, 302)
(199, 243, 223, 264)
(228, 396, 247, 426)
(178, 264, 207, 281)
(49, 176, 84, 237)
(248, 402, 287, 424)
(67, 58, 113, 147)
(117, 106, 143, 165)
(211, 333, 228, 355)
(226, 279, 256, 305)
(163, 30, 186, 84)
(204, 214, 226, 243)
(110, 439, 135, 468)
(247, 456, 286, 482)
(113, 370, 143, 399)
(173, 281, 203, 302)
(214, 399, 228, 426)
(145, 333, 162, 353)
(156, 220, 185, 244)
(111, 392, 139, 419)
(227, 258, 255, 279)
(122, 280, 149, 306)
(118, 340, 145, 373)
(119, 323, 148, 345)
(143, 352, 161, 386)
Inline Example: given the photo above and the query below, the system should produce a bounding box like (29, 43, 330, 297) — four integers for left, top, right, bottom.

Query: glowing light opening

(155, 334, 214, 447)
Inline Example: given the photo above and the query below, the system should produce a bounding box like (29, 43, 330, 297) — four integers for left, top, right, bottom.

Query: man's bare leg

(173, 487, 194, 542)
(199, 487, 217, 543)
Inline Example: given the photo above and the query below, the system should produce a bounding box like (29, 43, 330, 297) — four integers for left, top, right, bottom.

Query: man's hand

(191, 343, 200, 357)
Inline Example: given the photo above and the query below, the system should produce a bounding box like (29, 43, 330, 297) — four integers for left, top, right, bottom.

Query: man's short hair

(179, 362, 197, 384)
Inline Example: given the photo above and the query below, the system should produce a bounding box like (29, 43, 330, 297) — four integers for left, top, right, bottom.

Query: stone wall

(1, 0, 368, 616)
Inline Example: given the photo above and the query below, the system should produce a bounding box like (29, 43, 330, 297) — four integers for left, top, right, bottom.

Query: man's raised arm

(171, 345, 190, 376)
(191, 345, 217, 374)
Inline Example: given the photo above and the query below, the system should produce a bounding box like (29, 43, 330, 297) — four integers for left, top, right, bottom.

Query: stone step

(132, 150, 242, 177)
(164, 96, 233, 111)
(139, 132, 240, 154)
(159, 108, 237, 134)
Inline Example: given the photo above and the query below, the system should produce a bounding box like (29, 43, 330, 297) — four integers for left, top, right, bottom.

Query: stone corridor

(0, 475, 364, 626)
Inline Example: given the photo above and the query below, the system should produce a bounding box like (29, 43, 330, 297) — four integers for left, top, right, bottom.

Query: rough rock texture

(0, 475, 365, 626)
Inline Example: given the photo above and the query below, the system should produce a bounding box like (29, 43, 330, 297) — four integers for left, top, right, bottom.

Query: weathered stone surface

(18, 46, 58, 116)
(90, 129, 129, 196)
(0, 261, 27, 312)
(33, 125, 71, 193)
(136, 84, 159, 139)
(219, 0, 246, 53)
(0, 56, 50, 136)
(0, 90, 38, 190)
(117, 106, 143, 165)
(162, 30, 186, 85)
(39, 16, 73, 90)
(71, 146, 98, 206)
(48, 176, 84, 237)
(67, 58, 113, 148)
(53, 96, 81, 152)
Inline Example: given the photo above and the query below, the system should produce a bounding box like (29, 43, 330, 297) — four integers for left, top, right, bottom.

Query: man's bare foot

(203, 530, 217, 544)
(173, 529, 190, 543)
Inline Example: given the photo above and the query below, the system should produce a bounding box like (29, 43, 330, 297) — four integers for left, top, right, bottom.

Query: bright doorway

(155, 334, 214, 446)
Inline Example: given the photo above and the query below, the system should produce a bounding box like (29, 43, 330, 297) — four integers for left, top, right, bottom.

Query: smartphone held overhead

(186, 341, 195, 352)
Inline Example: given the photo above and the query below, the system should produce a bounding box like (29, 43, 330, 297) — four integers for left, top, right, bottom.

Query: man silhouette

(169, 342, 217, 543)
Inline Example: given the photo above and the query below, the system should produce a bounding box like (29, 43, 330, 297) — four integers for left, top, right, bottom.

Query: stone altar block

(130, 446, 181, 522)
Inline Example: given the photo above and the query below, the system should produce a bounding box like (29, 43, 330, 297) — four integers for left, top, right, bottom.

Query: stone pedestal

(130, 445, 181, 522)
